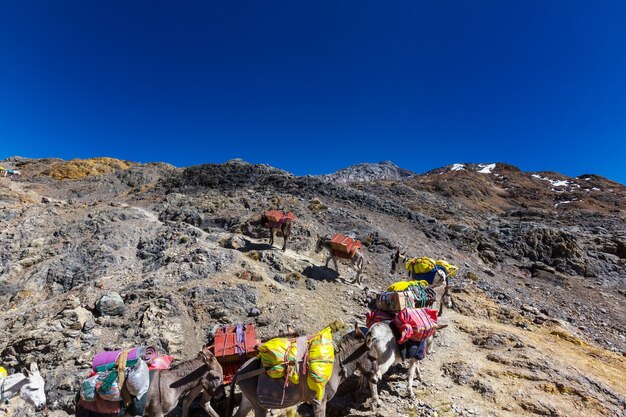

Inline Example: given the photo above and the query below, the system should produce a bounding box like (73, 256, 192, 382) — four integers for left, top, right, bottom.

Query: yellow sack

(258, 338, 299, 385)
(0, 366, 7, 379)
(387, 280, 429, 291)
(435, 260, 459, 277)
(405, 257, 436, 274)
(307, 327, 335, 401)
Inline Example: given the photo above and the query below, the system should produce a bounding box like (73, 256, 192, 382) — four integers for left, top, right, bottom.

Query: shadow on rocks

(237, 238, 275, 252)
(302, 265, 340, 282)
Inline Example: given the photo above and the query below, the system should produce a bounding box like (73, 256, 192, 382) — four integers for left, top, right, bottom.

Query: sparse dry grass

(42, 157, 132, 180)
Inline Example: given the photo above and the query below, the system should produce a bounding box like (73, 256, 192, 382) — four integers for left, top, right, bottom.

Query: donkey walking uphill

(261, 210, 295, 251)
(315, 235, 365, 286)
(227, 325, 380, 417)
(144, 347, 223, 417)
(366, 319, 448, 405)
(0, 362, 46, 412)
(390, 250, 457, 309)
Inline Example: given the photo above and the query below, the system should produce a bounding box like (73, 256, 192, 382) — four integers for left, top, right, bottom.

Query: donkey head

(353, 325, 381, 384)
(390, 249, 405, 274)
(20, 363, 46, 411)
(314, 234, 329, 254)
(199, 348, 223, 395)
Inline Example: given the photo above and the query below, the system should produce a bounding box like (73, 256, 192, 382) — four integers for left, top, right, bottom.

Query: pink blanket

(92, 346, 157, 372)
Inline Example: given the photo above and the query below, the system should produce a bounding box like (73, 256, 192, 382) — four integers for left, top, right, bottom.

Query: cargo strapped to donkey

(265, 210, 296, 227)
(330, 234, 362, 259)
(212, 323, 261, 384)
(392, 308, 438, 344)
(256, 321, 342, 405)
(376, 285, 436, 312)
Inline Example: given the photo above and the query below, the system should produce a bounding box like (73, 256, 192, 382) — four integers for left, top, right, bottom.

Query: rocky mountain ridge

(319, 160, 416, 183)
(0, 156, 624, 417)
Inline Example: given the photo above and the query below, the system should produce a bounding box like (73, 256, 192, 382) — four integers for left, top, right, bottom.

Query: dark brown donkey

(261, 211, 294, 251)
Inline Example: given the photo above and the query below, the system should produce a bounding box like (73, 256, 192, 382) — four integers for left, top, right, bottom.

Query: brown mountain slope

(0, 158, 624, 417)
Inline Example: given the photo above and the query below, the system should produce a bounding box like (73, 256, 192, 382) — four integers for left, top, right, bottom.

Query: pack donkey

(227, 324, 380, 417)
(75, 347, 222, 417)
(144, 347, 223, 417)
(0, 362, 46, 412)
(315, 235, 365, 286)
(366, 318, 448, 406)
(259, 212, 294, 251)
(390, 249, 452, 309)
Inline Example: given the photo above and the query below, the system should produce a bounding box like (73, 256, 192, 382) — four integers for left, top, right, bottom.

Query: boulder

(96, 292, 125, 316)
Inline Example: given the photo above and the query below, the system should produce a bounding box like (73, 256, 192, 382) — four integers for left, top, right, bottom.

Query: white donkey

(365, 321, 447, 406)
(0, 362, 46, 411)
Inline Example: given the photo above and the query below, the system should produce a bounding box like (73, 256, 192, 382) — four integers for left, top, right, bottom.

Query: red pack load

(265, 210, 296, 225)
(392, 308, 438, 344)
(330, 234, 362, 258)
(212, 323, 261, 384)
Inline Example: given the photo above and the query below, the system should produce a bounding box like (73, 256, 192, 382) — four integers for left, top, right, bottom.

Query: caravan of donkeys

(2, 208, 458, 417)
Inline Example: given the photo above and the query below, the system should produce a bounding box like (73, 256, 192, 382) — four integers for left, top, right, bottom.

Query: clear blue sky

(1, 1, 625, 183)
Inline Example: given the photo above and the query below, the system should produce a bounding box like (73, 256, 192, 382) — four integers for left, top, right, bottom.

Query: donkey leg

(234, 393, 255, 417)
(407, 358, 419, 399)
(369, 381, 382, 408)
(426, 335, 435, 355)
(200, 391, 220, 417)
(269, 228, 274, 245)
(281, 231, 287, 251)
(181, 385, 203, 417)
(312, 400, 326, 417)
(333, 257, 339, 275)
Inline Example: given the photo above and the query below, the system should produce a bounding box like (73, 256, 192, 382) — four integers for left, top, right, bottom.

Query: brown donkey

(144, 347, 223, 417)
(260, 211, 294, 251)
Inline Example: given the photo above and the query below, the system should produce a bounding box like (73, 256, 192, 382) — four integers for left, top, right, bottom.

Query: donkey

(365, 320, 448, 406)
(390, 250, 452, 309)
(260, 213, 293, 251)
(2, 169, 21, 177)
(315, 235, 365, 286)
(227, 324, 380, 417)
(0, 362, 46, 412)
(144, 346, 223, 417)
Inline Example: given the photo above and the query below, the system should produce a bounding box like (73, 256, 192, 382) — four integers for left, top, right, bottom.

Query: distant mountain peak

(319, 161, 416, 183)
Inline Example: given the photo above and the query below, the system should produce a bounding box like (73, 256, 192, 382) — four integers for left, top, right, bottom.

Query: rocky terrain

(319, 161, 416, 183)
(0, 156, 625, 417)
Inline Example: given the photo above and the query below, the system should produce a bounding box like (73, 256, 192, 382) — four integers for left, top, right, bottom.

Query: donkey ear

(30, 362, 39, 373)
(365, 332, 374, 349)
(436, 324, 449, 331)
(354, 323, 364, 337)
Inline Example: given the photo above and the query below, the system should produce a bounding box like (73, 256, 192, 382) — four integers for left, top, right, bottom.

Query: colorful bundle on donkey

(80, 346, 156, 405)
(376, 286, 436, 312)
(435, 260, 459, 278)
(92, 346, 157, 372)
(306, 326, 334, 400)
(386, 280, 429, 291)
(392, 308, 438, 344)
(405, 257, 437, 274)
(258, 323, 338, 401)
(258, 338, 300, 385)
(365, 309, 396, 328)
